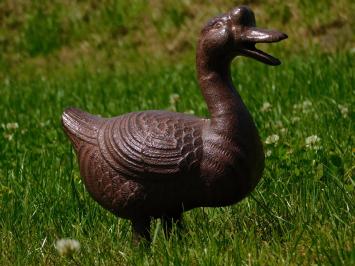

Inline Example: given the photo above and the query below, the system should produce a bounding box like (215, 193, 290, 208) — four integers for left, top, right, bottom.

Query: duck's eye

(214, 21, 224, 29)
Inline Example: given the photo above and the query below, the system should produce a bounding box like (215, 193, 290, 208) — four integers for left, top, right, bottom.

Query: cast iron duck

(62, 6, 287, 242)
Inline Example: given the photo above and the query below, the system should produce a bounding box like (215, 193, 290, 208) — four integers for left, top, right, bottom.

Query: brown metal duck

(62, 6, 287, 242)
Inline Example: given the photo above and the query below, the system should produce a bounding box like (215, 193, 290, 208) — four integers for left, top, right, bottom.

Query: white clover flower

(302, 101, 313, 113)
(6, 122, 19, 130)
(287, 149, 294, 155)
(265, 150, 272, 157)
(260, 102, 272, 112)
(291, 116, 300, 123)
(184, 110, 195, 115)
(55, 238, 80, 256)
(275, 120, 283, 128)
(169, 93, 180, 105)
(39, 120, 50, 127)
(302, 100, 312, 109)
(168, 93, 180, 111)
(3, 133, 13, 141)
(337, 104, 348, 118)
(305, 135, 321, 150)
(293, 100, 312, 114)
(293, 103, 300, 110)
(265, 134, 279, 145)
(280, 128, 288, 135)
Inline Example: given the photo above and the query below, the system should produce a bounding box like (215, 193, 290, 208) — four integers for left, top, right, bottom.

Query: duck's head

(199, 6, 287, 66)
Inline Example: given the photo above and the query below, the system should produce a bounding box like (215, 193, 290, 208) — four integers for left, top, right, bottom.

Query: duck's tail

(61, 107, 104, 149)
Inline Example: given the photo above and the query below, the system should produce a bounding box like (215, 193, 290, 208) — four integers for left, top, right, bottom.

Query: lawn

(0, 1, 354, 265)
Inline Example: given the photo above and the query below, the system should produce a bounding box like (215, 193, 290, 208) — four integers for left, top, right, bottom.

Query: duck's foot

(131, 217, 151, 245)
(161, 212, 183, 238)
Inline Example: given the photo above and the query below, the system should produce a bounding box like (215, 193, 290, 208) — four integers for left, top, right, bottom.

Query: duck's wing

(98, 110, 204, 181)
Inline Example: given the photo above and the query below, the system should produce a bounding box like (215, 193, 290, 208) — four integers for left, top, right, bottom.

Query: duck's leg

(131, 217, 151, 244)
(161, 212, 183, 238)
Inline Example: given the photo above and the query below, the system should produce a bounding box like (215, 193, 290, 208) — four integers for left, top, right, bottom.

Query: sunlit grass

(0, 51, 353, 265)
(0, 0, 353, 77)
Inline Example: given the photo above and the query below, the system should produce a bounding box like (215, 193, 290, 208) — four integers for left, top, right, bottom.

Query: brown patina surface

(62, 6, 287, 242)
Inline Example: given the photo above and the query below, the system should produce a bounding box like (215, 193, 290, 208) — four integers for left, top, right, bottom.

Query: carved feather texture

(98, 110, 203, 181)
(62, 107, 103, 145)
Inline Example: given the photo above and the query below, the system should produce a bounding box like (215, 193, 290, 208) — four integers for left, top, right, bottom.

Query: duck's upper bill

(240, 28, 288, 65)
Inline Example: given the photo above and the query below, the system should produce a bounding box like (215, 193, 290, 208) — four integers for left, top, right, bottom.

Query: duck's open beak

(240, 28, 288, 66)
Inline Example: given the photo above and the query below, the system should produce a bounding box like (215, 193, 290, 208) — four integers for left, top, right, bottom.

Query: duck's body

(63, 106, 261, 217)
(62, 6, 286, 242)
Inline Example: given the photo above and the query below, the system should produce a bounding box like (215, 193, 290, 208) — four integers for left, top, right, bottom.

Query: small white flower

(305, 135, 321, 150)
(303, 100, 312, 108)
(275, 120, 283, 128)
(39, 120, 51, 127)
(168, 93, 180, 111)
(184, 110, 195, 115)
(302, 100, 312, 114)
(293, 100, 312, 114)
(169, 93, 180, 105)
(291, 116, 300, 123)
(260, 102, 272, 112)
(287, 149, 294, 155)
(265, 150, 272, 157)
(3, 133, 13, 141)
(55, 238, 80, 256)
(338, 104, 348, 118)
(265, 134, 279, 145)
(6, 122, 19, 130)
(293, 103, 300, 110)
(280, 128, 287, 134)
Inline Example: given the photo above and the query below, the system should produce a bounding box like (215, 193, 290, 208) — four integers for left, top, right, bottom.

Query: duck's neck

(196, 48, 246, 133)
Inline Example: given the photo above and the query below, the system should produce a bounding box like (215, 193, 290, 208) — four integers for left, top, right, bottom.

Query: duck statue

(62, 6, 287, 242)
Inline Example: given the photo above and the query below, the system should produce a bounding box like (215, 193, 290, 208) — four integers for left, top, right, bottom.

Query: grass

(0, 51, 353, 265)
(0, 0, 353, 76)
(0, 0, 354, 265)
